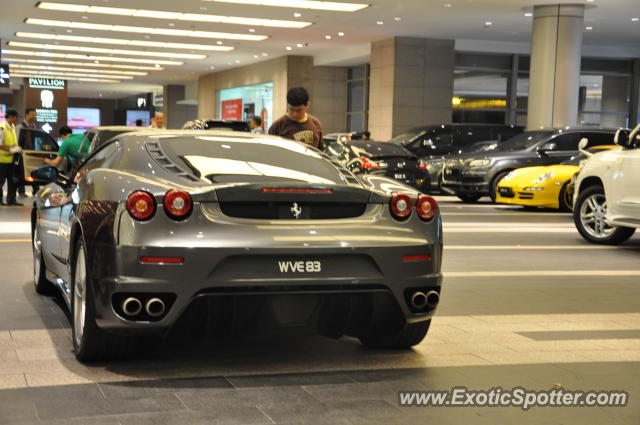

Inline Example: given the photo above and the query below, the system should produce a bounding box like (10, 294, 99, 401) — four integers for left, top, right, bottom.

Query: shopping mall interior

(0, 0, 639, 423)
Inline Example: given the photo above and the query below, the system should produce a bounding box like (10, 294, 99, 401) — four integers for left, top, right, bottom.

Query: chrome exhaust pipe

(410, 291, 428, 310)
(122, 297, 142, 316)
(145, 298, 165, 318)
(425, 290, 440, 308)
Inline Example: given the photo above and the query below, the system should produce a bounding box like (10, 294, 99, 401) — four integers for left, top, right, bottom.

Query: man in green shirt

(45, 126, 89, 169)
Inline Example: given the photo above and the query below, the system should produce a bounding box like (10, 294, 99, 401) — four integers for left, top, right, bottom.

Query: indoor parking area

(0, 0, 639, 424)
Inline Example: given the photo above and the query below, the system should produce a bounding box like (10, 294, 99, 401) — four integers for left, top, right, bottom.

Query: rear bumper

(91, 244, 443, 333)
(495, 185, 560, 209)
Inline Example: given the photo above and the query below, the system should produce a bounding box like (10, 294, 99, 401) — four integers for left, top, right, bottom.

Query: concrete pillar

(163, 84, 197, 129)
(631, 59, 640, 127)
(601, 76, 630, 128)
(527, 4, 584, 130)
(369, 37, 454, 140)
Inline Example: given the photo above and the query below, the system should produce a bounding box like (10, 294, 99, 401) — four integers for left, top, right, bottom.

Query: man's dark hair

(25, 108, 35, 116)
(6, 109, 18, 118)
(59, 126, 73, 136)
(251, 116, 262, 126)
(287, 87, 309, 107)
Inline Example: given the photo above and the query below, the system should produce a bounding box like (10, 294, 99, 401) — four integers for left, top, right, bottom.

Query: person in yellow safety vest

(0, 109, 23, 206)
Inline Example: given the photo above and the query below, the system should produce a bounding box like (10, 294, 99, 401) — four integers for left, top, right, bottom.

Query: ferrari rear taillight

(390, 193, 413, 220)
(416, 195, 438, 220)
(163, 189, 192, 219)
(126, 191, 156, 221)
(418, 160, 428, 170)
(359, 157, 381, 169)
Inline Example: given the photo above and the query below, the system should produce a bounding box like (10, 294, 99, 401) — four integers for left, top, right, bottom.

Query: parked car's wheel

(33, 226, 56, 295)
(72, 239, 134, 362)
(359, 320, 431, 349)
(573, 185, 635, 245)
(457, 194, 481, 203)
(489, 170, 512, 203)
(558, 181, 573, 212)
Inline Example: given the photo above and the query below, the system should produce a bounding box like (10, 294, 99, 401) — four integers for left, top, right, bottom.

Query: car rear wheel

(33, 226, 55, 295)
(72, 239, 135, 362)
(457, 194, 481, 203)
(573, 186, 635, 245)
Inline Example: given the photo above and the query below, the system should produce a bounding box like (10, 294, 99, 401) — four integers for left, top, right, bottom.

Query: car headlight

(531, 172, 554, 184)
(467, 159, 492, 168)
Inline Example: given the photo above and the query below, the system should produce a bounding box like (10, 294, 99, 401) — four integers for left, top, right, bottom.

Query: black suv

(391, 124, 523, 158)
(440, 128, 617, 202)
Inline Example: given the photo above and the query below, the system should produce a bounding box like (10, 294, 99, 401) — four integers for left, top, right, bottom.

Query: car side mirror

(614, 129, 630, 148)
(30, 166, 69, 187)
(538, 142, 557, 153)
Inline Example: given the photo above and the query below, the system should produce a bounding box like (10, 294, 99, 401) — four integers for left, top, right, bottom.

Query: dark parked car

(440, 128, 617, 202)
(31, 130, 443, 361)
(391, 123, 523, 158)
(324, 139, 430, 192)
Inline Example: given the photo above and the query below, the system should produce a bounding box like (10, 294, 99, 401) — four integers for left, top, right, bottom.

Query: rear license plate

(394, 173, 407, 180)
(278, 260, 322, 273)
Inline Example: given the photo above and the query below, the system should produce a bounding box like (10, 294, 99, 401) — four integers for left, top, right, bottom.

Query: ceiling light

(376, 21, 383, 25)
(26, 18, 268, 41)
(443, 3, 452, 7)
(286, 46, 293, 50)
(210, 65, 215, 69)
(217, 41, 223, 45)
(8, 41, 207, 59)
(325, 35, 332, 39)
(9, 69, 126, 80)
(208, 0, 369, 12)
(294, 12, 302, 17)
(2, 56, 160, 70)
(525, 12, 532, 17)
(253, 54, 259, 58)
(262, 52, 268, 56)
(10, 65, 134, 79)
(1, 48, 184, 65)
(484, 21, 492, 26)
(296, 43, 305, 47)
(36, 2, 312, 28)
(338, 32, 344, 36)
(235, 59, 240, 63)
(394, 17, 401, 21)
(16, 32, 235, 52)
(632, 18, 639, 22)
(586, 26, 593, 30)
(10, 73, 121, 83)
(249, 28, 256, 32)
(8, 63, 147, 75)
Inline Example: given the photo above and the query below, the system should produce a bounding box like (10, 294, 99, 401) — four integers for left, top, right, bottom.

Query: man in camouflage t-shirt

(268, 87, 324, 150)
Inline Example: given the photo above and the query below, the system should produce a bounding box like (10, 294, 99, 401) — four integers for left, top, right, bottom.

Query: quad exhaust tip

(145, 298, 166, 318)
(122, 297, 142, 316)
(410, 290, 440, 310)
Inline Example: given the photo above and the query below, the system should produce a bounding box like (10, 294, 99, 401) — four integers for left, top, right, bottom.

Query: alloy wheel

(73, 248, 87, 348)
(579, 193, 614, 239)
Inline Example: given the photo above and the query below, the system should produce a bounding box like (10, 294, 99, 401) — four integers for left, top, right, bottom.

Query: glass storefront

(217, 82, 273, 133)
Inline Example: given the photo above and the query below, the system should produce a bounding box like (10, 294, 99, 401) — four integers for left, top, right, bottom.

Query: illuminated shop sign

(28, 77, 66, 90)
(0, 64, 9, 88)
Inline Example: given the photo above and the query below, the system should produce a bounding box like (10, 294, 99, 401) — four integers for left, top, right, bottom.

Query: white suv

(573, 125, 640, 244)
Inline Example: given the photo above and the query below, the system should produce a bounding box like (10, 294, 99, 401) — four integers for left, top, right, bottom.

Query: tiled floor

(0, 197, 639, 424)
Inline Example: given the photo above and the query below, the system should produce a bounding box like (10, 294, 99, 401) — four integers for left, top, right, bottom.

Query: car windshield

(390, 132, 421, 145)
(496, 131, 553, 151)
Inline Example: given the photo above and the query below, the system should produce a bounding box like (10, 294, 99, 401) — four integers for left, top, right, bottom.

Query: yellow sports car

(495, 145, 617, 211)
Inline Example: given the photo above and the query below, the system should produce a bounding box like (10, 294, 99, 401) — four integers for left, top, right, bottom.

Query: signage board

(24, 77, 68, 135)
(221, 98, 243, 120)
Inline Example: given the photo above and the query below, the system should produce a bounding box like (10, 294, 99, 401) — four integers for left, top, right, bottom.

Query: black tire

(489, 170, 512, 203)
(558, 181, 573, 212)
(573, 185, 636, 245)
(71, 239, 135, 362)
(32, 226, 56, 295)
(359, 320, 431, 349)
(457, 194, 481, 203)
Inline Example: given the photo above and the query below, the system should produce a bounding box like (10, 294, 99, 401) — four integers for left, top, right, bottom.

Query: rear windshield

(156, 135, 350, 185)
(497, 131, 553, 151)
(347, 141, 415, 158)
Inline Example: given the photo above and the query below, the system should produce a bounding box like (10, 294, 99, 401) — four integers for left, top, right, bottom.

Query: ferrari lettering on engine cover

(278, 261, 322, 273)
